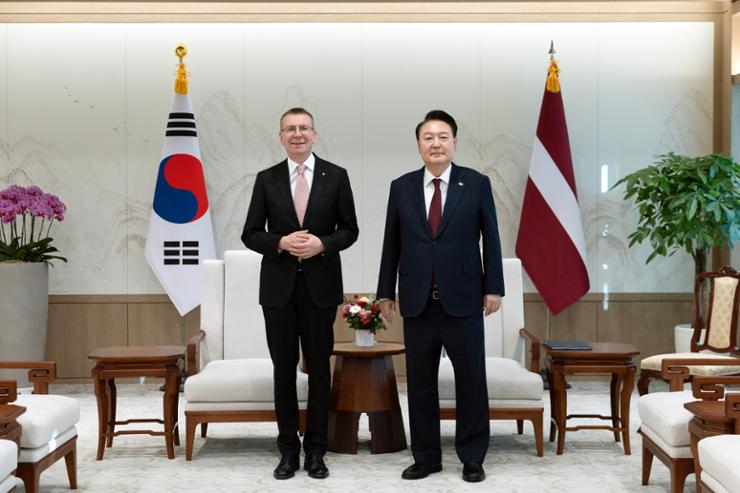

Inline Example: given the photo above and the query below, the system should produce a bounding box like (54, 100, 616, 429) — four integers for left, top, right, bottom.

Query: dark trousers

(262, 272, 336, 457)
(403, 297, 490, 464)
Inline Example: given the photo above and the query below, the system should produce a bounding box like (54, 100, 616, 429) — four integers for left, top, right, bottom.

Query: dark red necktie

(428, 178, 442, 237)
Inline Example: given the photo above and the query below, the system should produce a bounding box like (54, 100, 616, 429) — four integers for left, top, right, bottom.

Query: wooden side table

(328, 342, 407, 454)
(545, 342, 640, 455)
(88, 345, 185, 460)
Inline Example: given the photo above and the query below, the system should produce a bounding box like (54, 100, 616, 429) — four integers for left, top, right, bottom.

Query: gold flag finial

(546, 41, 560, 93)
(174, 44, 189, 95)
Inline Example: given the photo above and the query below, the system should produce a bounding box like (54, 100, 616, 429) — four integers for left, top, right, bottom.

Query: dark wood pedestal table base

(89, 346, 185, 460)
(545, 342, 640, 455)
(328, 342, 407, 454)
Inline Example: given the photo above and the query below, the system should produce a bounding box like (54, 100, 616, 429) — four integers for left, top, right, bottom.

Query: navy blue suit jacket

(376, 163, 504, 318)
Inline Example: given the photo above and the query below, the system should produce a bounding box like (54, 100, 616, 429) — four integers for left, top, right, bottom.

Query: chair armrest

(661, 357, 740, 391)
(0, 380, 17, 405)
(0, 361, 56, 394)
(187, 330, 206, 376)
(519, 328, 540, 374)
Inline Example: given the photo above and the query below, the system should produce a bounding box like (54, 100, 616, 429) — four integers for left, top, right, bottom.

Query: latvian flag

(145, 57, 216, 316)
(515, 55, 589, 316)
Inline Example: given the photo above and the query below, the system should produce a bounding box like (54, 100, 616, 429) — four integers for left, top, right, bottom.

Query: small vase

(355, 329, 375, 347)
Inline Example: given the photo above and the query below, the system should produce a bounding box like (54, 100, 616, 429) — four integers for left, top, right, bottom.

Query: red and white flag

(515, 56, 589, 315)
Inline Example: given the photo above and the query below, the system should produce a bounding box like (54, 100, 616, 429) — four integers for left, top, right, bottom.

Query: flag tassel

(546, 59, 560, 94)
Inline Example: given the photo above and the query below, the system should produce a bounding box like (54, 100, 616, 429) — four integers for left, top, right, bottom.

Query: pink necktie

(294, 164, 309, 226)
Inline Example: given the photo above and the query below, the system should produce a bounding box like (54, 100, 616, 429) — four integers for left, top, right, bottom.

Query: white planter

(674, 323, 706, 353)
(355, 329, 375, 347)
(0, 262, 49, 388)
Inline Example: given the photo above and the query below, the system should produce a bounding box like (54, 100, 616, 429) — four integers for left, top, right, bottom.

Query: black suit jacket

(376, 163, 504, 318)
(242, 155, 359, 309)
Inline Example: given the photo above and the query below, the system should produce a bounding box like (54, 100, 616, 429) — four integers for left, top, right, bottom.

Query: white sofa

(184, 250, 309, 460)
(437, 258, 544, 456)
(0, 439, 17, 493)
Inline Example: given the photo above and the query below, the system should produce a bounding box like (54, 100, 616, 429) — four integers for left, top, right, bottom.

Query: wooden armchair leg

(516, 419, 524, 434)
(298, 410, 307, 436)
(186, 416, 197, 461)
(532, 416, 544, 457)
(17, 466, 40, 493)
(641, 439, 653, 485)
(670, 460, 693, 493)
(201, 423, 208, 438)
(64, 440, 77, 489)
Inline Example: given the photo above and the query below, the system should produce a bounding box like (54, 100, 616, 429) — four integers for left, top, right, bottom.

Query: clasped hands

(279, 230, 325, 259)
(380, 294, 502, 323)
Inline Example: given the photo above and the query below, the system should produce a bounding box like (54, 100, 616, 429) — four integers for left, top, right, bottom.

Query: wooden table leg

(327, 411, 360, 454)
(368, 410, 407, 453)
(610, 373, 620, 442)
(552, 366, 567, 455)
(546, 368, 557, 442)
(106, 378, 116, 447)
(93, 369, 108, 461)
(173, 368, 181, 447)
(620, 367, 635, 455)
(163, 367, 177, 459)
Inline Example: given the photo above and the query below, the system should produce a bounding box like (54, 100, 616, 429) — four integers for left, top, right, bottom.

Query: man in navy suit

(377, 110, 504, 483)
(242, 108, 359, 480)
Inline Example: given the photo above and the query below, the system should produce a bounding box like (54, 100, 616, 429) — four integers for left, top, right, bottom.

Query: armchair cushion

(641, 353, 740, 376)
(15, 394, 80, 449)
(185, 359, 309, 403)
(699, 434, 740, 493)
(0, 439, 17, 490)
(438, 356, 543, 402)
(637, 390, 695, 448)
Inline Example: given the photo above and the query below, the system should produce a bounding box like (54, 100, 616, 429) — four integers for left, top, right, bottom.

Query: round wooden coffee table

(89, 345, 185, 460)
(328, 342, 406, 454)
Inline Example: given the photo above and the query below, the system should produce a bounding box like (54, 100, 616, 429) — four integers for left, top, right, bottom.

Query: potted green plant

(612, 153, 740, 351)
(0, 185, 67, 387)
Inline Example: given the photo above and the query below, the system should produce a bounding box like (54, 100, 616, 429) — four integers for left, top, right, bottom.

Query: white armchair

(638, 358, 740, 493)
(0, 364, 78, 493)
(184, 250, 308, 460)
(437, 258, 544, 456)
(0, 439, 17, 493)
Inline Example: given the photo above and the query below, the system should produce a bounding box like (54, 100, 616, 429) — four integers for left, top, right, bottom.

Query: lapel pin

(458, 181, 464, 186)
(322, 172, 326, 176)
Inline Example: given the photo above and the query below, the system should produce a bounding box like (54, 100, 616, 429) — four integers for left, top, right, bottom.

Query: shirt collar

(288, 153, 315, 175)
(424, 164, 452, 187)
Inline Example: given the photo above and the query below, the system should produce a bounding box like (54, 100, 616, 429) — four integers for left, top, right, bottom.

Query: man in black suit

(242, 107, 358, 480)
(377, 110, 504, 483)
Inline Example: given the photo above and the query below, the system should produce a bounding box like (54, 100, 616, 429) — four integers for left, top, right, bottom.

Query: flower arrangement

(0, 185, 67, 263)
(342, 295, 387, 334)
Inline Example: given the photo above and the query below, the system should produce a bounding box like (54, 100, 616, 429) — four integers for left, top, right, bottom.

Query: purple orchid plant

(0, 185, 67, 263)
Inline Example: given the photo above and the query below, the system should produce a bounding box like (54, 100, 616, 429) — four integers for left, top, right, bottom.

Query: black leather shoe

(273, 454, 300, 480)
(304, 452, 329, 479)
(462, 462, 485, 483)
(401, 462, 443, 480)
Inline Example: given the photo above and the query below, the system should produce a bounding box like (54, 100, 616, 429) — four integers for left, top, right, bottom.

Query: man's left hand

(483, 294, 502, 316)
(292, 233, 325, 259)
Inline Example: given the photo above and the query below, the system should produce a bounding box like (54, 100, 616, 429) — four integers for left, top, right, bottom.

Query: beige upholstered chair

(0, 363, 78, 493)
(638, 267, 740, 396)
(437, 258, 544, 456)
(638, 357, 740, 493)
(184, 250, 308, 460)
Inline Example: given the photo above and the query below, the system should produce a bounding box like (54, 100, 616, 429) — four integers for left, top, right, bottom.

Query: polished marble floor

(17, 380, 684, 492)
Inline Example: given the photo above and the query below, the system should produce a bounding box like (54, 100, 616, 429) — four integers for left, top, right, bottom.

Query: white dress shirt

(423, 165, 452, 218)
(288, 153, 315, 198)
